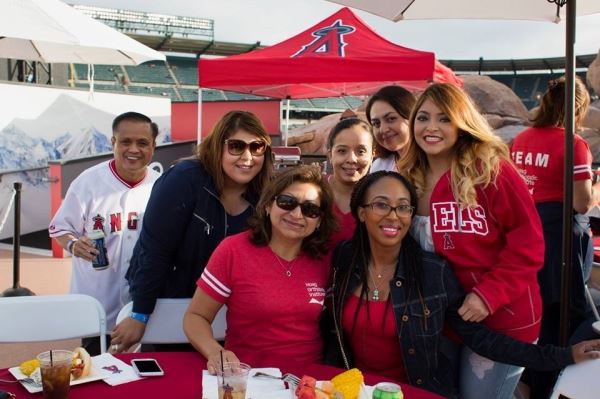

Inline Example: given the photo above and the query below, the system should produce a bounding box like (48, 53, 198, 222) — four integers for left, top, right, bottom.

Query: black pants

(81, 335, 112, 356)
(524, 204, 591, 399)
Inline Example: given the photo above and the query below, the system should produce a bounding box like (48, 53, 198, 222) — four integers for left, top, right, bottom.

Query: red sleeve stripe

(201, 270, 231, 298)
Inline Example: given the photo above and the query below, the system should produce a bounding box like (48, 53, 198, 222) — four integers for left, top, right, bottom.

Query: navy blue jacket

(127, 159, 259, 314)
(322, 240, 574, 398)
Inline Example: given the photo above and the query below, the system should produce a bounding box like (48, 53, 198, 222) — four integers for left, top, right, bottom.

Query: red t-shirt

(330, 203, 356, 246)
(197, 231, 330, 364)
(342, 295, 406, 383)
(511, 127, 593, 203)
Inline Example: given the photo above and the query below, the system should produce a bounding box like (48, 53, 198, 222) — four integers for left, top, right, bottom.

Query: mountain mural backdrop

(0, 93, 170, 173)
(0, 87, 171, 241)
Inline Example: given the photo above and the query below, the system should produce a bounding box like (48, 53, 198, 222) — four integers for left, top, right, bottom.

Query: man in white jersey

(49, 112, 160, 355)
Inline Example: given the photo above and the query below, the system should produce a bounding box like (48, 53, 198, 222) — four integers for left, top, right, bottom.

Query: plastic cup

(37, 350, 73, 399)
(216, 362, 251, 399)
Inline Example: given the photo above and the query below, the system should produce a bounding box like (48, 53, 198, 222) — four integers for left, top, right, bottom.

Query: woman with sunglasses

(183, 165, 336, 371)
(323, 171, 600, 398)
(326, 117, 374, 244)
(397, 83, 546, 398)
(366, 85, 416, 172)
(111, 111, 273, 353)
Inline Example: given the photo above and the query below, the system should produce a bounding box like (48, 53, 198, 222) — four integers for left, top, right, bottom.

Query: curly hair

(247, 165, 337, 259)
(397, 83, 511, 208)
(365, 85, 416, 159)
(196, 110, 273, 195)
(532, 75, 590, 130)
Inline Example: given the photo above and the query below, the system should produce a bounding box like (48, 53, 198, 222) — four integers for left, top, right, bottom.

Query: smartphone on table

(131, 358, 164, 377)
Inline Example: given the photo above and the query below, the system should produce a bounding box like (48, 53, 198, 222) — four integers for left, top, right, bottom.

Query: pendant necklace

(368, 268, 383, 301)
(272, 251, 297, 277)
(368, 263, 395, 300)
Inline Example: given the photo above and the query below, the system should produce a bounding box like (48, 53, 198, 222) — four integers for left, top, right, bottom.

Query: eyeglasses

(361, 202, 414, 217)
(274, 194, 322, 219)
(224, 139, 267, 156)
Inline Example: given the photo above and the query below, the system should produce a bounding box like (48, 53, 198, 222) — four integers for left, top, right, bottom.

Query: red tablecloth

(0, 352, 444, 399)
(593, 236, 600, 263)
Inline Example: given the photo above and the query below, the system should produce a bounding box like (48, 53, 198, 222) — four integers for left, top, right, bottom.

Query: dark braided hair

(333, 171, 424, 332)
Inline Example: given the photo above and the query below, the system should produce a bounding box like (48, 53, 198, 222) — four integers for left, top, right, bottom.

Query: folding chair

(116, 298, 227, 348)
(0, 294, 107, 353)
(550, 359, 600, 399)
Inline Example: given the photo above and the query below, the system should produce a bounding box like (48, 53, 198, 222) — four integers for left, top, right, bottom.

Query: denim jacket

(322, 241, 574, 398)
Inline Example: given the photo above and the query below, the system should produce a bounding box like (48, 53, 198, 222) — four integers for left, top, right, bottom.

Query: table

(0, 352, 444, 399)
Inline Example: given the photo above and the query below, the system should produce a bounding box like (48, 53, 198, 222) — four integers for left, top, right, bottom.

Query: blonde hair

(398, 83, 511, 208)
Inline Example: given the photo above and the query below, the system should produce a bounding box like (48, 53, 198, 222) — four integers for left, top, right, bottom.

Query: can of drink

(372, 382, 403, 399)
(88, 230, 109, 270)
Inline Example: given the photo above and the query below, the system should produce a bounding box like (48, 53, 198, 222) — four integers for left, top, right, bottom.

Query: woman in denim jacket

(322, 171, 600, 398)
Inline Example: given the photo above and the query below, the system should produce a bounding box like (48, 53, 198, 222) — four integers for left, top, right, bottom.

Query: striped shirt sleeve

(197, 238, 233, 303)
(574, 136, 593, 181)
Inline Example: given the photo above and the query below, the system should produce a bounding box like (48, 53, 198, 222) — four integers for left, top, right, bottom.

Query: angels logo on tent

(292, 19, 355, 58)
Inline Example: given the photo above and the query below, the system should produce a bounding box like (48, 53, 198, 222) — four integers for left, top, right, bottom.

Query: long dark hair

(365, 85, 416, 159)
(333, 171, 424, 331)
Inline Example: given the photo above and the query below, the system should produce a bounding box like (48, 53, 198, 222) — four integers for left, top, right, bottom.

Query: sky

(71, 0, 600, 61)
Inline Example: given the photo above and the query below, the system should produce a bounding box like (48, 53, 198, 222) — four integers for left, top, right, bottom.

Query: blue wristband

(130, 312, 150, 324)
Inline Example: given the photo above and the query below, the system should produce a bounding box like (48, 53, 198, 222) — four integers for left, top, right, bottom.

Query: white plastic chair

(550, 359, 600, 399)
(0, 294, 107, 353)
(116, 298, 227, 347)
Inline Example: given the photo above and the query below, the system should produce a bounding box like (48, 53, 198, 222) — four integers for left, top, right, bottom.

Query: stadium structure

(0, 4, 597, 124)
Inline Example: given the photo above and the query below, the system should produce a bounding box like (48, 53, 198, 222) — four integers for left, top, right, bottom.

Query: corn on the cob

(19, 359, 40, 376)
(331, 368, 364, 399)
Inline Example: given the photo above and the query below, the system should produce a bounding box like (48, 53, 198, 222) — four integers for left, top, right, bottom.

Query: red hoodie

(429, 160, 544, 342)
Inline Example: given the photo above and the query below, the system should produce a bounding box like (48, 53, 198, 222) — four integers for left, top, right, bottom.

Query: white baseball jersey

(49, 160, 160, 329)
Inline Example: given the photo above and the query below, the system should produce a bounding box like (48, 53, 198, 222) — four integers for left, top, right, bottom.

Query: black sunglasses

(274, 194, 322, 219)
(224, 139, 267, 156)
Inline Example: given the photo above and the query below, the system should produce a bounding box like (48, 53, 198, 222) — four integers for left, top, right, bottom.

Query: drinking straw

(220, 350, 225, 385)
(50, 350, 53, 366)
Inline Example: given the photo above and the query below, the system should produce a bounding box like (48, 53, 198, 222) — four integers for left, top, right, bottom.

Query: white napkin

(92, 353, 143, 386)
(202, 367, 288, 399)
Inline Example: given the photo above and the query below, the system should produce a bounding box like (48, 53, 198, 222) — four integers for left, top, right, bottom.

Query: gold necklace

(272, 252, 297, 277)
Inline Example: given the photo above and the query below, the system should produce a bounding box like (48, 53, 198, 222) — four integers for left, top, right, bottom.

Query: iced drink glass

(216, 362, 251, 399)
(37, 350, 73, 399)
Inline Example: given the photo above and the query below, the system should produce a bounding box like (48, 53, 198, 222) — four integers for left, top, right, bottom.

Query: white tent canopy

(327, 0, 600, 22)
(0, 0, 165, 65)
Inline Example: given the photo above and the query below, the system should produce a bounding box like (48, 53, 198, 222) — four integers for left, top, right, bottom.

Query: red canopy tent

(197, 7, 461, 140)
